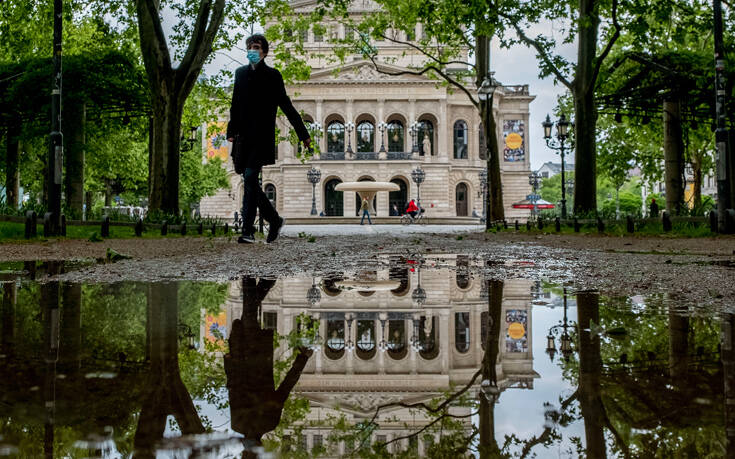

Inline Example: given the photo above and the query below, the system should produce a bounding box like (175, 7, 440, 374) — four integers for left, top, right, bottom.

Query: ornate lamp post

(478, 76, 498, 228)
(345, 313, 355, 352)
(409, 121, 420, 155)
(528, 172, 542, 222)
(479, 169, 488, 223)
(411, 166, 426, 206)
(345, 121, 355, 157)
(545, 288, 574, 362)
(306, 278, 321, 305)
(307, 167, 321, 216)
(542, 113, 573, 219)
(378, 121, 388, 154)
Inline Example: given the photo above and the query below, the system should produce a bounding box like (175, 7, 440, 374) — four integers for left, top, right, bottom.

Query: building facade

(200, 0, 535, 221)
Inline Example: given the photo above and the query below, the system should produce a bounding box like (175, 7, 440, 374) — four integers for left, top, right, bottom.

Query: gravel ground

(1, 226, 734, 310)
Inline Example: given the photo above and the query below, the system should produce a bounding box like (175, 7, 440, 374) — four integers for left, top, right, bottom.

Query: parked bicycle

(400, 212, 427, 225)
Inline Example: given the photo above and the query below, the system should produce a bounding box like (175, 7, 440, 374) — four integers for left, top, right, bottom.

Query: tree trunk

(691, 154, 703, 214)
(84, 190, 94, 219)
(1, 281, 16, 357)
(148, 96, 183, 214)
(60, 283, 82, 374)
(63, 101, 86, 219)
(5, 124, 20, 209)
(577, 292, 606, 458)
(479, 279, 503, 459)
(663, 99, 684, 215)
(476, 34, 505, 223)
(722, 313, 735, 457)
(104, 180, 112, 207)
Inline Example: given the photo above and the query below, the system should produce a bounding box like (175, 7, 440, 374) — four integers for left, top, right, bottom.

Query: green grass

(0, 221, 219, 242)
(488, 220, 717, 238)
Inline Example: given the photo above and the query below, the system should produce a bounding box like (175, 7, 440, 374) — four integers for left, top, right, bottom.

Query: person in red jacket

(406, 199, 419, 219)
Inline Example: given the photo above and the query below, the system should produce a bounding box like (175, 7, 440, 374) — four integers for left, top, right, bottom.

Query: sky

(172, 10, 579, 171)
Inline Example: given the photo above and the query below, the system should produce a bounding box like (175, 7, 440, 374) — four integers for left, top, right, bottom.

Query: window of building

(453, 120, 468, 159)
(541, 172, 549, 178)
(299, 28, 308, 42)
(263, 312, 277, 330)
(327, 121, 345, 153)
(264, 183, 276, 207)
(298, 435, 307, 451)
(455, 312, 470, 352)
(387, 120, 404, 152)
(377, 435, 387, 444)
(313, 25, 323, 42)
(313, 435, 323, 449)
(418, 119, 434, 156)
(357, 121, 375, 152)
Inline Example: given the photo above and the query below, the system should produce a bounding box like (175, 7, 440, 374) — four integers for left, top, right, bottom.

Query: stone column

(315, 319, 323, 374)
(378, 99, 387, 160)
(346, 316, 355, 375)
(440, 310, 450, 373)
(439, 98, 448, 161)
(346, 99, 354, 159)
(377, 315, 386, 374)
(316, 99, 324, 155)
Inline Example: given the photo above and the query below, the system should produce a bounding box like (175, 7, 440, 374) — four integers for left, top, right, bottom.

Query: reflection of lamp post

(542, 113, 573, 219)
(479, 169, 488, 223)
(378, 313, 388, 352)
(178, 323, 198, 350)
(410, 121, 420, 155)
(378, 121, 387, 153)
(307, 278, 321, 305)
(345, 121, 355, 156)
(307, 167, 321, 216)
(345, 313, 355, 352)
(411, 166, 426, 206)
(480, 378, 500, 403)
(545, 288, 574, 362)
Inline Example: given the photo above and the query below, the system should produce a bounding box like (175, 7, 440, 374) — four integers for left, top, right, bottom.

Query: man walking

(227, 34, 311, 243)
(360, 197, 372, 225)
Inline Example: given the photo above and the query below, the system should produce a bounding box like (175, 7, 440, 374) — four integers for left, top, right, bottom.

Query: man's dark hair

(246, 34, 269, 55)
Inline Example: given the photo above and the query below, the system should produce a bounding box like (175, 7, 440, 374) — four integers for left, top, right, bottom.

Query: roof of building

(536, 161, 574, 174)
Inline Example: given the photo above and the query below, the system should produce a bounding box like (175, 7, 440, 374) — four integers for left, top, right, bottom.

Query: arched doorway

(264, 183, 276, 210)
(456, 183, 469, 216)
(389, 178, 408, 216)
(354, 177, 376, 216)
(324, 178, 343, 216)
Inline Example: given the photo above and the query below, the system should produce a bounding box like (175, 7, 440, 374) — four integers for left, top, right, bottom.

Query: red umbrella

(512, 198, 555, 209)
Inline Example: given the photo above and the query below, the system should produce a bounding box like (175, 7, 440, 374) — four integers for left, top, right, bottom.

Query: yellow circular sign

(508, 322, 525, 339)
(505, 132, 523, 150)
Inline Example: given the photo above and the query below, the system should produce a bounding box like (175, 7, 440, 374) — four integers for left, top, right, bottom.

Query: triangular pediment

(307, 61, 434, 84)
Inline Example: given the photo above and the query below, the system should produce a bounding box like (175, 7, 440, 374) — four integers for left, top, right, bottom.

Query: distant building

(535, 161, 574, 179)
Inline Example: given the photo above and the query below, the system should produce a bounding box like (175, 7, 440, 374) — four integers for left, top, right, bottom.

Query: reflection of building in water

(222, 258, 538, 455)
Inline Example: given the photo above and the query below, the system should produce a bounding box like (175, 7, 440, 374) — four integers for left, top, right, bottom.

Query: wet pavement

(0, 257, 732, 458)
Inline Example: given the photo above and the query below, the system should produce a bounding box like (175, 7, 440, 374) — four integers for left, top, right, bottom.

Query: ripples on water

(0, 256, 728, 457)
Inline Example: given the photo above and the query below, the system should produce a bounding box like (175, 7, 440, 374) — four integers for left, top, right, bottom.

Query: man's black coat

(227, 62, 309, 167)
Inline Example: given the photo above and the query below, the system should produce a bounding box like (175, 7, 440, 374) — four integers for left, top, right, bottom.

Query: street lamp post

(478, 76, 498, 229)
(48, 0, 64, 235)
(528, 172, 541, 222)
(411, 166, 426, 206)
(542, 113, 573, 219)
(479, 169, 488, 223)
(307, 167, 321, 216)
(378, 122, 388, 154)
(545, 288, 574, 362)
(410, 121, 420, 155)
(345, 121, 355, 157)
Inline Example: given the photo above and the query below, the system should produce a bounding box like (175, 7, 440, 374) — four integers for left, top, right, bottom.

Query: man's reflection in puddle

(226, 277, 313, 453)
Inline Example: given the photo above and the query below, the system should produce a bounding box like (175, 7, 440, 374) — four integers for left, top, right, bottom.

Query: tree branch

(502, 16, 573, 90)
(520, 390, 579, 459)
(178, 0, 212, 75)
(136, 0, 173, 86)
(370, 28, 476, 69)
(176, 0, 226, 98)
(361, 43, 479, 108)
(379, 410, 479, 449)
(588, 0, 622, 93)
(601, 399, 630, 459)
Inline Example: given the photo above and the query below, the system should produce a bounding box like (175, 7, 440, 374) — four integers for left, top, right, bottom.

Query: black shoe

(238, 234, 255, 244)
(266, 217, 284, 243)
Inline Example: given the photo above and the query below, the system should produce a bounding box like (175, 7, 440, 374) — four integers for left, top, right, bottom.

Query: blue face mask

(247, 50, 261, 65)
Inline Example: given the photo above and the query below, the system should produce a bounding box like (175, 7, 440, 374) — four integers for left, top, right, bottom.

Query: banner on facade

(505, 309, 528, 352)
(207, 122, 229, 161)
(503, 119, 525, 162)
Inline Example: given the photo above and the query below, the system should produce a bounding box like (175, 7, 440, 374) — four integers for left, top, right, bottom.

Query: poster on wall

(205, 311, 227, 348)
(505, 309, 528, 352)
(207, 122, 229, 161)
(503, 119, 525, 162)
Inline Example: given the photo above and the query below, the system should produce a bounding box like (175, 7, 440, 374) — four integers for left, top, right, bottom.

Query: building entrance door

(389, 178, 408, 215)
(456, 183, 468, 216)
(325, 179, 344, 216)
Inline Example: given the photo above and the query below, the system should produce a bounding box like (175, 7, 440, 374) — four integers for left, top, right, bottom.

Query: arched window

(453, 120, 468, 159)
(356, 320, 376, 359)
(264, 184, 276, 207)
(357, 121, 375, 152)
(387, 121, 404, 152)
(324, 178, 344, 216)
(419, 316, 439, 360)
(327, 121, 345, 153)
(389, 178, 408, 216)
(456, 183, 469, 216)
(389, 255, 409, 295)
(325, 319, 345, 360)
(479, 123, 487, 160)
(418, 120, 434, 156)
(455, 312, 470, 353)
(387, 320, 407, 359)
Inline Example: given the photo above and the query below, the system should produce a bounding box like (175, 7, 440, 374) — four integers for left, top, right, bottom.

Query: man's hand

(303, 137, 312, 150)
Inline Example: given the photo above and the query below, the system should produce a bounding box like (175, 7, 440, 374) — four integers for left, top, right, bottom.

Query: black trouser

(242, 167, 278, 236)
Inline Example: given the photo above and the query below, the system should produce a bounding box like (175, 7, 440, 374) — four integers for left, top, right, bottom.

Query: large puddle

(0, 257, 729, 457)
